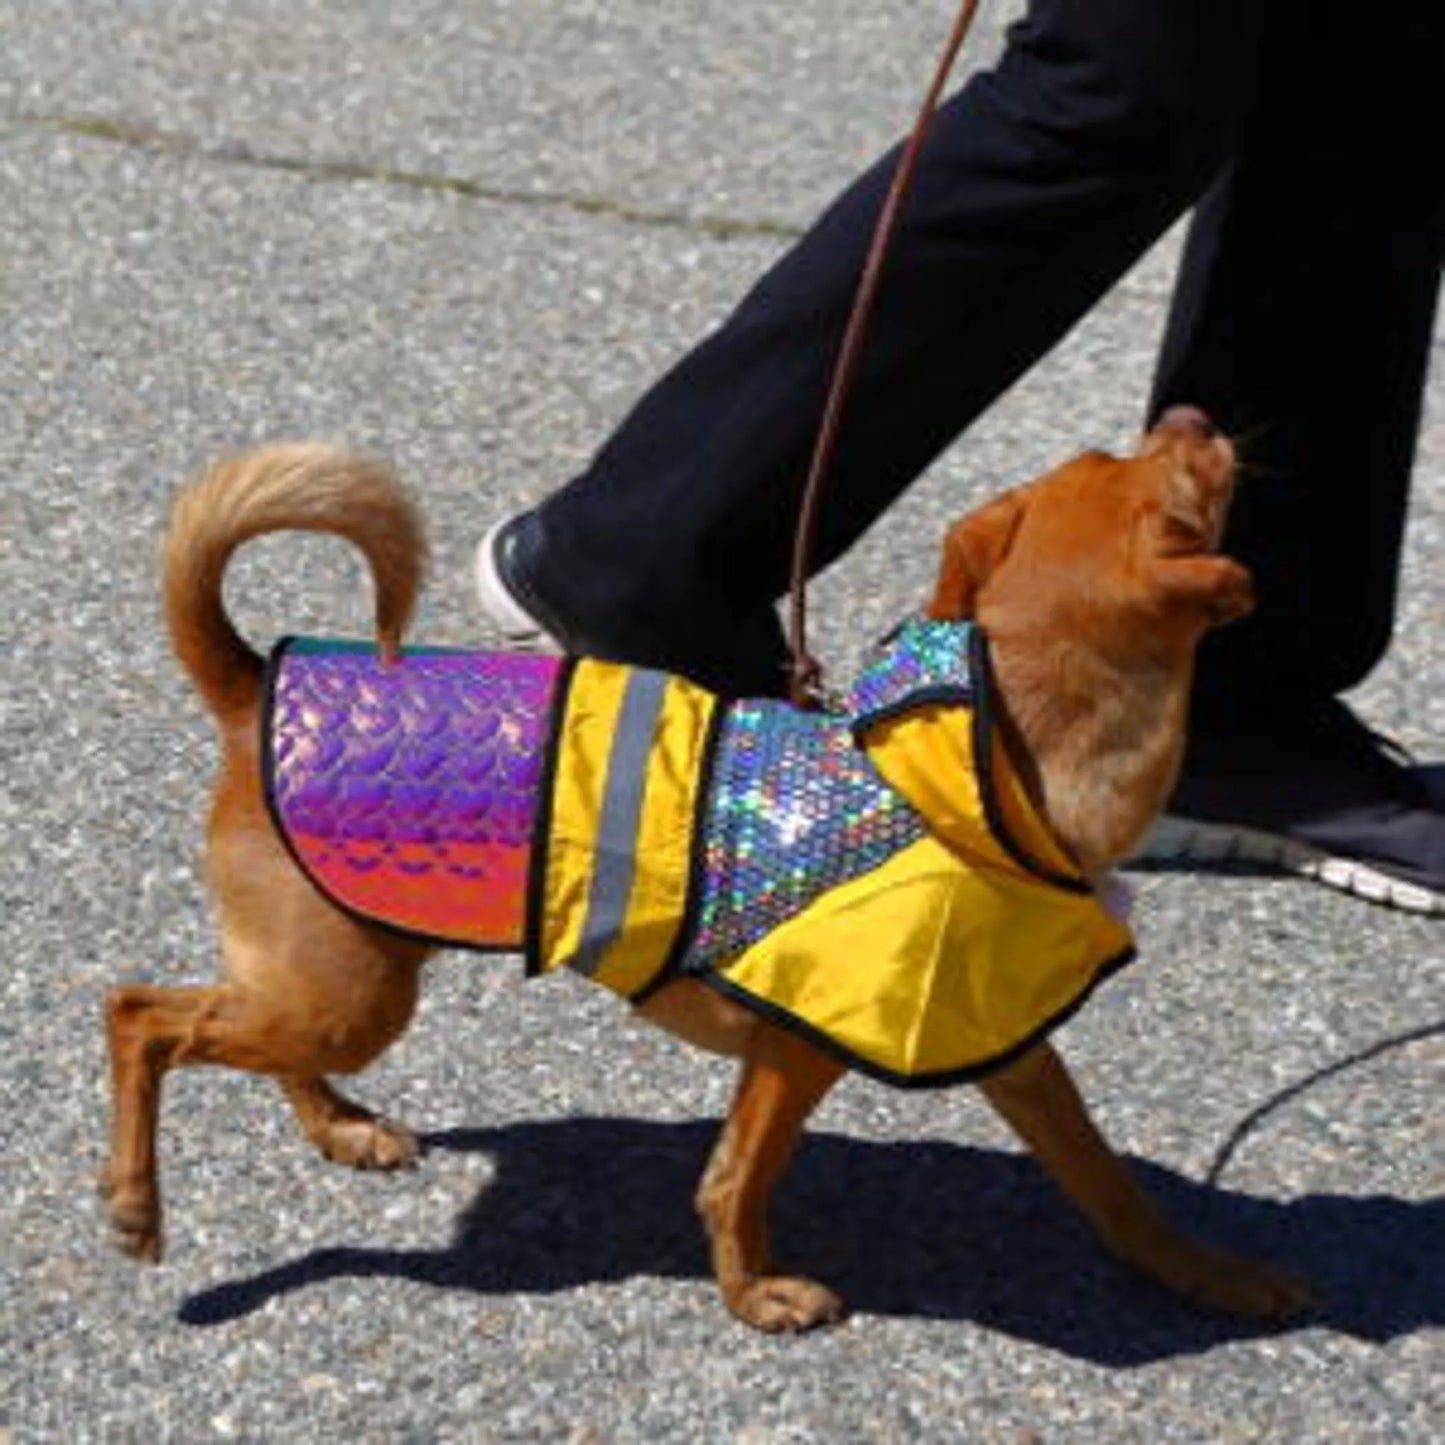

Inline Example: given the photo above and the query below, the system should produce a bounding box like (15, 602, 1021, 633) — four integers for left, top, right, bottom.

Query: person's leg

(1151, 1, 1444, 705)
(484, 0, 1257, 696)
(1143, 0, 1444, 910)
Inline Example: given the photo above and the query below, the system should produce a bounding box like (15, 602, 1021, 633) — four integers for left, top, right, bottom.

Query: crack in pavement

(16, 110, 1445, 360)
(14, 111, 803, 242)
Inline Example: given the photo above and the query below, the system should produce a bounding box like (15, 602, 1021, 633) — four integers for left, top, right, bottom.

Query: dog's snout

(1156, 405, 1216, 439)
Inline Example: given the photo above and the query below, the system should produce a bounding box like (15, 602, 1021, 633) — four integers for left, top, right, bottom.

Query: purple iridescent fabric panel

(266, 642, 561, 947)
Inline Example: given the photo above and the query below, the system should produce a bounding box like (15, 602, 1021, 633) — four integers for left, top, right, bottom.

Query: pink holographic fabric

(266, 642, 560, 948)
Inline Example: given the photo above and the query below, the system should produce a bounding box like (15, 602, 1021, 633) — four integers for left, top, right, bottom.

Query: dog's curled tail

(164, 444, 427, 721)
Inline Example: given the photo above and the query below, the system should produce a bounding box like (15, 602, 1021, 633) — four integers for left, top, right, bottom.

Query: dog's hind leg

(251, 932, 427, 1172)
(102, 928, 425, 1261)
(979, 1040, 1316, 1320)
(278, 1075, 420, 1171)
(102, 979, 270, 1261)
(697, 1021, 847, 1332)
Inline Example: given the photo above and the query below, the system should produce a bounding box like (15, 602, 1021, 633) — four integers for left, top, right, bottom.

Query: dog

(102, 408, 1315, 1332)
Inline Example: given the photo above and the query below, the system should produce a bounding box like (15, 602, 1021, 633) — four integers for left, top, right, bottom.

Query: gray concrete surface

(2, 2, 1441, 1440)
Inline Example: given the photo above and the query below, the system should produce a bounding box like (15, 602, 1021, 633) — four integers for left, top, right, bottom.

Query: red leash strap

(786, 0, 984, 708)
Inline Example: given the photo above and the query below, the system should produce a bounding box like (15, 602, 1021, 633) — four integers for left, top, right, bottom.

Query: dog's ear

(926, 489, 1027, 620)
(1153, 555, 1255, 627)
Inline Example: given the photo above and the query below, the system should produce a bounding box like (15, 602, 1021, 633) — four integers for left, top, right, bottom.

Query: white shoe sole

(474, 520, 562, 652)
(1135, 815, 1442, 916)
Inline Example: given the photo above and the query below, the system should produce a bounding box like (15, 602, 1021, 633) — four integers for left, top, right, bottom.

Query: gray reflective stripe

(570, 669, 668, 977)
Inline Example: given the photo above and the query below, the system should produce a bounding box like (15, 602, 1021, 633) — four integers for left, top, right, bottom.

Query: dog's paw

(725, 1275, 847, 1334)
(98, 1167, 164, 1263)
(1180, 1250, 1317, 1321)
(316, 1116, 421, 1171)
(1142, 1236, 1317, 1321)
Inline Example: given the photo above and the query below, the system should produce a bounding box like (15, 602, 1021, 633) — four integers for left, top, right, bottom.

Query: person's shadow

(179, 1029, 1442, 1364)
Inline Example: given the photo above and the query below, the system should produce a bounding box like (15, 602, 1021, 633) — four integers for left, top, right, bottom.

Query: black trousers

(531, 0, 1444, 703)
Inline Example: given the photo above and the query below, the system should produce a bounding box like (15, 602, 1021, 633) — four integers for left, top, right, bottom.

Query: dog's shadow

(180, 1116, 1441, 1363)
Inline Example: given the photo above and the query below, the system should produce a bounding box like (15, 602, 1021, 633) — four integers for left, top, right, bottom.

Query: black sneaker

(474, 512, 794, 698)
(1134, 700, 1444, 915)
(474, 512, 576, 653)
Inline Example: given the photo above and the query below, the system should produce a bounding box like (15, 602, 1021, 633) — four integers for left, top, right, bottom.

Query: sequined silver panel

(847, 616, 975, 731)
(687, 701, 925, 971)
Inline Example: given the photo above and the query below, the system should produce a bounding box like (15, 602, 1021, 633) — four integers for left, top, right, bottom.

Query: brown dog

(103, 410, 1314, 1332)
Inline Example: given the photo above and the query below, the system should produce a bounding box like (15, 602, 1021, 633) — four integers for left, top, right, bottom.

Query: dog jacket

(265, 620, 1134, 1086)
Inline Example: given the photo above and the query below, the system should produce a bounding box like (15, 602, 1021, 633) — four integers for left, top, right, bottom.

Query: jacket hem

(696, 943, 1138, 1089)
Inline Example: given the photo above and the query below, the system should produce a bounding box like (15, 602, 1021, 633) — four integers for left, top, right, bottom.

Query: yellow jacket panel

(531, 620, 1135, 1087)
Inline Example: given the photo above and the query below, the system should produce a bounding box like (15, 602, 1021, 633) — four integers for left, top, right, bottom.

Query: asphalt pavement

(2, 3, 1441, 1441)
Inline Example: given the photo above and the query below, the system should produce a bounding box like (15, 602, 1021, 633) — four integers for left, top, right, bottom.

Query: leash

(786, 0, 984, 709)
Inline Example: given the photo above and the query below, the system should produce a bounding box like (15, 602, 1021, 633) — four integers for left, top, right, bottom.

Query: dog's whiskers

(1226, 423, 1293, 484)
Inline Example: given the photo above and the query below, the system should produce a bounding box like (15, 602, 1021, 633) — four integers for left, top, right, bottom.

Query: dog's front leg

(979, 1041, 1315, 1320)
(698, 1022, 846, 1332)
